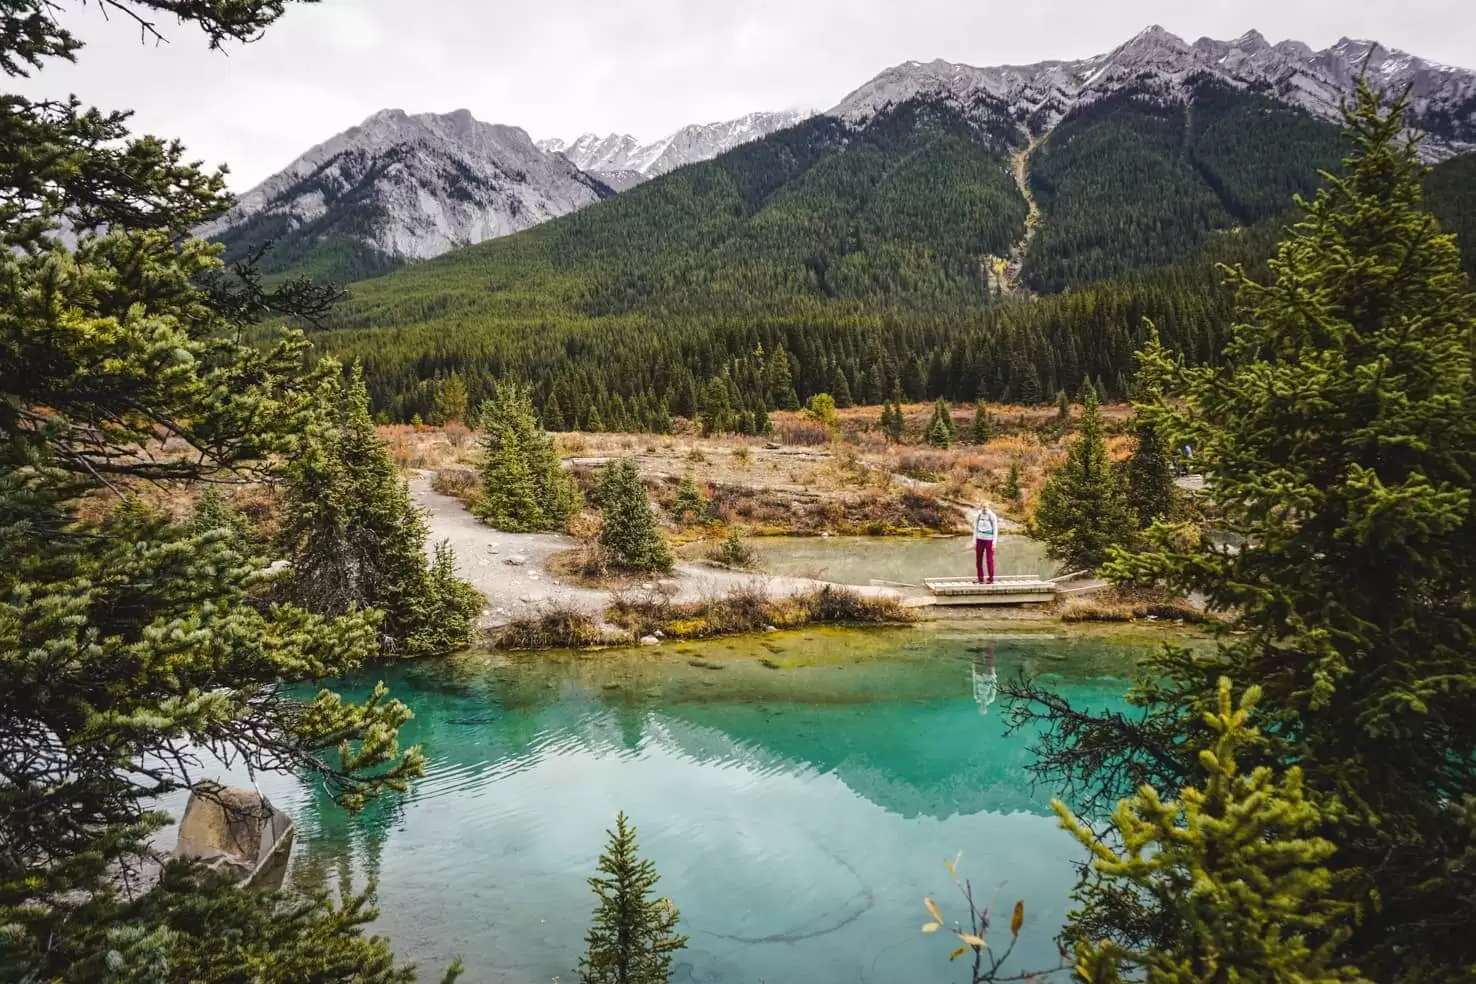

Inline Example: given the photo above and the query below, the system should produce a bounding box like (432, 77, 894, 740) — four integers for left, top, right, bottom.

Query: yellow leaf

(944, 851, 962, 882)
(1011, 900, 1024, 938)
(948, 946, 968, 961)
(957, 933, 987, 949)
(924, 897, 943, 924)
(921, 921, 941, 933)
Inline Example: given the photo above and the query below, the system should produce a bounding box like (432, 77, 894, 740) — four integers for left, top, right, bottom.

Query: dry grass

(606, 583, 914, 642)
(430, 467, 480, 509)
(1061, 587, 1208, 625)
(380, 423, 476, 470)
(495, 603, 606, 650)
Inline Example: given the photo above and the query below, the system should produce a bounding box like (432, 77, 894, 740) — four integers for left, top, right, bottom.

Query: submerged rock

(174, 783, 294, 889)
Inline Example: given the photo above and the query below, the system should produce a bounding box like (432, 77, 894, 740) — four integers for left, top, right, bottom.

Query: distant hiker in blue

(971, 500, 998, 584)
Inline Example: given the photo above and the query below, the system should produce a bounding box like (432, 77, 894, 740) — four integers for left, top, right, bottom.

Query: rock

(519, 596, 532, 603)
(505, 555, 528, 567)
(174, 783, 295, 889)
(264, 559, 291, 575)
(642, 582, 655, 590)
(653, 630, 665, 639)
(528, 572, 540, 580)
(478, 558, 489, 566)
(639, 635, 661, 646)
(763, 624, 778, 632)
(765, 442, 781, 450)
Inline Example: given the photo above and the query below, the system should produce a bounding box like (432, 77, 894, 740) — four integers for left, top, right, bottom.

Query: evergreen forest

(243, 79, 1476, 427)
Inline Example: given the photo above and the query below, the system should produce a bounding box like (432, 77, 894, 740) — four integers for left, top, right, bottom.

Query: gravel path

(408, 474, 904, 629)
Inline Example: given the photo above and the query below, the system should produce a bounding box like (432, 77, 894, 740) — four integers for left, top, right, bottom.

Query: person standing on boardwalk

(971, 500, 999, 584)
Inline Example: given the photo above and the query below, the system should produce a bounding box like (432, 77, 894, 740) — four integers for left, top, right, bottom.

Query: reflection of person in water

(972, 640, 998, 716)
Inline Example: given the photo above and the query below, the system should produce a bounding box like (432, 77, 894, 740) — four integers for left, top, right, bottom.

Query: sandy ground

(408, 474, 907, 629)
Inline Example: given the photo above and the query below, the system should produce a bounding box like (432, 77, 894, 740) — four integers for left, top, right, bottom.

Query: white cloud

(11, 0, 1473, 190)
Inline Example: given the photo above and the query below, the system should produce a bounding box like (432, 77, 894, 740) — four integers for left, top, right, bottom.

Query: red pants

(975, 539, 995, 583)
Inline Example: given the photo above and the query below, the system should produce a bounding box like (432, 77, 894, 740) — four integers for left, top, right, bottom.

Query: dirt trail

(408, 474, 907, 629)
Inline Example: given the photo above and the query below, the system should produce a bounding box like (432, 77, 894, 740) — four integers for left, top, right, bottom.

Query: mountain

(537, 109, 817, 186)
(832, 26, 1476, 160)
(200, 108, 615, 282)
(287, 26, 1475, 428)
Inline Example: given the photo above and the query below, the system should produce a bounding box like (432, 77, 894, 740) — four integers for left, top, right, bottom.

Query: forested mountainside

(303, 79, 1476, 427)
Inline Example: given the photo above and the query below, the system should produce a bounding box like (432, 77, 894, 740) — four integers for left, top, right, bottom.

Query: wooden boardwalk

(923, 575, 1062, 606)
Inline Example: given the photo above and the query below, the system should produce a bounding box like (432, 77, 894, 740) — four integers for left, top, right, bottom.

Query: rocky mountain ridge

(537, 109, 816, 184)
(831, 26, 1476, 159)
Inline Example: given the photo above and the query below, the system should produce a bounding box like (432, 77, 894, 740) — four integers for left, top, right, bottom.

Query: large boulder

(174, 782, 295, 888)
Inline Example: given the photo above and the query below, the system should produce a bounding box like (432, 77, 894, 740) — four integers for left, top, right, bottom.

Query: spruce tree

(1058, 680, 1367, 983)
(971, 401, 994, 444)
(926, 412, 952, 449)
(1003, 461, 1022, 505)
(281, 364, 482, 658)
(766, 346, 801, 411)
(1056, 389, 1070, 421)
(0, 6, 451, 978)
(577, 813, 688, 984)
(671, 472, 709, 523)
(433, 371, 470, 425)
(598, 458, 673, 572)
(829, 364, 854, 408)
(1019, 80, 1476, 980)
(1031, 383, 1136, 569)
(476, 384, 580, 532)
(1123, 411, 1177, 530)
(753, 398, 770, 436)
(926, 399, 954, 448)
(697, 377, 734, 435)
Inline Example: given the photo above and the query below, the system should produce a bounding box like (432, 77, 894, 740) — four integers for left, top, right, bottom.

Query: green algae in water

(245, 627, 1154, 983)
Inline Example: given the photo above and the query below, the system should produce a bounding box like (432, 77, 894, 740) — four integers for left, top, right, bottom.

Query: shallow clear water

(684, 534, 1058, 585)
(182, 625, 1148, 983)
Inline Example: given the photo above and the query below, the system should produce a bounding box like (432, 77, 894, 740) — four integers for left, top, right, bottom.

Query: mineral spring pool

(172, 624, 1157, 983)
(679, 534, 1059, 586)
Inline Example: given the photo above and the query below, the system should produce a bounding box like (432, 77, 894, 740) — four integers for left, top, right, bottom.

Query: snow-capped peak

(829, 26, 1476, 159)
(199, 107, 613, 263)
(540, 108, 817, 182)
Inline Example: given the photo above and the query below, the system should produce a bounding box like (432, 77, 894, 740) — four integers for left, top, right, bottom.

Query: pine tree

(1123, 412, 1177, 530)
(671, 472, 709, 523)
(598, 458, 673, 572)
(879, 402, 902, 443)
(577, 813, 688, 984)
(1004, 461, 1022, 505)
(753, 398, 770, 436)
(926, 399, 954, 448)
(188, 486, 263, 558)
(1021, 80, 1476, 980)
(1058, 679, 1368, 984)
(1031, 383, 1136, 569)
(433, 371, 470, 425)
(971, 401, 994, 444)
(1056, 389, 1070, 421)
(766, 346, 801, 411)
(697, 376, 734, 435)
(476, 384, 580, 532)
(0, 7, 451, 977)
(545, 392, 569, 431)
(281, 364, 482, 658)
(926, 412, 951, 449)
(829, 365, 854, 408)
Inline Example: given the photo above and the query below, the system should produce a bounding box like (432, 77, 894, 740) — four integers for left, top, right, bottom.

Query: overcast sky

(13, 0, 1473, 191)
